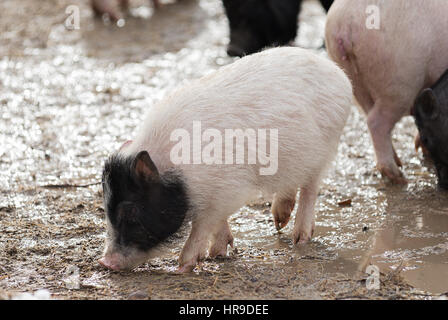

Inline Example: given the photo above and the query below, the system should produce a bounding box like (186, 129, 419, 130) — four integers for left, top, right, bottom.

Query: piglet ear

(419, 88, 439, 119)
(119, 140, 132, 151)
(132, 151, 160, 182)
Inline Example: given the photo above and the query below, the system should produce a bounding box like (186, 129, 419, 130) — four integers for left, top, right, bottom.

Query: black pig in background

(413, 69, 448, 190)
(223, 0, 334, 57)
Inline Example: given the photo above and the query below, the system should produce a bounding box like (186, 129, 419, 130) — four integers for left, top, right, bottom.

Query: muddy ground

(0, 0, 447, 300)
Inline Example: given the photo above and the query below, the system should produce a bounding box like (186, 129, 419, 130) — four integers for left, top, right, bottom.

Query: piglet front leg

(177, 217, 211, 273)
(271, 192, 296, 231)
(292, 186, 318, 244)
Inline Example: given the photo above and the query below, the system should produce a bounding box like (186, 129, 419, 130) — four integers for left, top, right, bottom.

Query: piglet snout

(98, 255, 122, 271)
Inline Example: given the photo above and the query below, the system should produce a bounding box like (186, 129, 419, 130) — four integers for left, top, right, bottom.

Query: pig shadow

(82, 0, 206, 63)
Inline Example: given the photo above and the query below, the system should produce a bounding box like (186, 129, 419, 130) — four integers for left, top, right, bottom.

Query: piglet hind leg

(367, 103, 407, 185)
(177, 217, 211, 273)
(292, 185, 319, 245)
(271, 192, 296, 231)
(208, 220, 234, 258)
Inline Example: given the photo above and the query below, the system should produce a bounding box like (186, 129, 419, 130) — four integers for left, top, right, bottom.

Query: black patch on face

(102, 151, 190, 252)
(222, 0, 333, 57)
(413, 69, 448, 189)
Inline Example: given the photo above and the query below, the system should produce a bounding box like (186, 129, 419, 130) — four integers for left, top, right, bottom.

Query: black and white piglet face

(99, 151, 188, 270)
(414, 88, 448, 189)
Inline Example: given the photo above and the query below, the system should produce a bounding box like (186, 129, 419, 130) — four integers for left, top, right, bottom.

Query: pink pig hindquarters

(325, 0, 448, 184)
(122, 47, 352, 270)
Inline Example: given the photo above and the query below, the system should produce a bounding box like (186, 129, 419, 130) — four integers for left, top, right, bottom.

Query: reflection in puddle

(366, 189, 448, 294)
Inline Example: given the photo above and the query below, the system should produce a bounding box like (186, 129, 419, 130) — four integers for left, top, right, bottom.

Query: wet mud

(0, 0, 447, 300)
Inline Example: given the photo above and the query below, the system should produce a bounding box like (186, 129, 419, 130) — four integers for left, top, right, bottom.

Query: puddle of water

(367, 189, 448, 294)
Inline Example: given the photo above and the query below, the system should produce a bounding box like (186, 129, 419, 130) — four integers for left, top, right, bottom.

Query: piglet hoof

(379, 165, 408, 185)
(209, 236, 234, 259)
(273, 208, 292, 231)
(272, 197, 295, 231)
(292, 226, 314, 245)
(293, 231, 311, 245)
(209, 248, 228, 259)
(176, 264, 194, 273)
(274, 215, 291, 231)
(178, 247, 207, 273)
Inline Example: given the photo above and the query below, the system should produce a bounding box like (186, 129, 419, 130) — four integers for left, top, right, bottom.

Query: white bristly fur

(120, 47, 353, 269)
